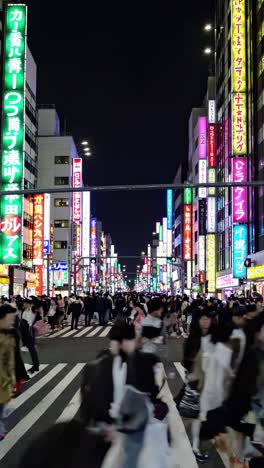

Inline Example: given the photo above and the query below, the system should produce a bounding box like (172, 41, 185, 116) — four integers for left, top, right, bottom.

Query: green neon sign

(0, 4, 27, 264)
(184, 187, 192, 205)
(159, 225, 163, 242)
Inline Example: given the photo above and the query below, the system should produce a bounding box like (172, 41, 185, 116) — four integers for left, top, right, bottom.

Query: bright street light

(204, 23, 212, 31)
(81, 141, 88, 145)
(204, 47, 212, 55)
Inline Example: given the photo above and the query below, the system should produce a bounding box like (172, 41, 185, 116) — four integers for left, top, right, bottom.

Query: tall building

(37, 106, 79, 294)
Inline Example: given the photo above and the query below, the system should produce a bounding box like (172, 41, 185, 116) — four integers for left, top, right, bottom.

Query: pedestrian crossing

(0, 362, 226, 468)
(40, 325, 113, 339)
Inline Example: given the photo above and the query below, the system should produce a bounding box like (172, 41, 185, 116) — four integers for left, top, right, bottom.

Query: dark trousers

(84, 310, 93, 327)
(28, 345, 39, 371)
(71, 312, 80, 330)
(99, 311, 106, 326)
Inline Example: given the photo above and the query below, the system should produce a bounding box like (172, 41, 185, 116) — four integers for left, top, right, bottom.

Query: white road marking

(74, 326, 93, 337)
(49, 326, 71, 338)
(61, 329, 80, 338)
(6, 364, 66, 416)
(159, 364, 199, 468)
(0, 363, 86, 461)
(56, 389, 81, 423)
(98, 326, 112, 337)
(174, 362, 186, 383)
(85, 326, 103, 337)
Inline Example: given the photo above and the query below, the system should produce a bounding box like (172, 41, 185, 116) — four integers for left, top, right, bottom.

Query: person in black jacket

(83, 294, 95, 327)
(69, 297, 83, 330)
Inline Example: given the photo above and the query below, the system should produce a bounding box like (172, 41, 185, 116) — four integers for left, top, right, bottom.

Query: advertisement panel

(90, 218, 97, 286)
(35, 265, 43, 296)
(198, 235, 205, 272)
(44, 194, 50, 255)
(183, 205, 192, 261)
(167, 189, 173, 230)
(198, 117, 207, 159)
(207, 234, 216, 293)
(216, 274, 239, 289)
(208, 125, 216, 167)
(199, 199, 207, 236)
(0, 4, 27, 265)
(33, 194, 44, 266)
(233, 224, 247, 278)
(184, 186, 192, 205)
(208, 168, 216, 196)
(208, 100, 216, 124)
(198, 159, 207, 198)
(247, 265, 264, 280)
(207, 197, 216, 233)
(72, 158, 82, 223)
(232, 158, 247, 223)
(82, 191, 90, 265)
(231, 0, 247, 155)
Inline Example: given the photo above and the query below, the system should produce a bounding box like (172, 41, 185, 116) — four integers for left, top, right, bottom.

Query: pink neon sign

(198, 117, 207, 159)
(232, 158, 247, 223)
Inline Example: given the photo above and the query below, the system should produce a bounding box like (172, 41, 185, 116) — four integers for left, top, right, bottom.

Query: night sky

(27, 0, 213, 277)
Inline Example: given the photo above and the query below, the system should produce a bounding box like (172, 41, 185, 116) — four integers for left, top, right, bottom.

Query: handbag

(33, 320, 50, 337)
(178, 383, 200, 419)
(118, 385, 150, 433)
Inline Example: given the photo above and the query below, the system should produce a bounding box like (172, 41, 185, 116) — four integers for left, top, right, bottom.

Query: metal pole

(74, 260, 77, 296)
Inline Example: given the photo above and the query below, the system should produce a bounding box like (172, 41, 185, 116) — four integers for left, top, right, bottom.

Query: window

(195, 231, 198, 242)
(195, 163, 198, 175)
(54, 220, 69, 228)
(54, 241, 68, 249)
(55, 156, 69, 164)
(54, 177, 69, 185)
(195, 210, 198, 222)
(54, 198, 69, 207)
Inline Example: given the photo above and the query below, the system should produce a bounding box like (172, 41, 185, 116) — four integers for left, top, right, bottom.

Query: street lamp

(204, 23, 212, 32)
(204, 47, 212, 55)
(81, 141, 88, 145)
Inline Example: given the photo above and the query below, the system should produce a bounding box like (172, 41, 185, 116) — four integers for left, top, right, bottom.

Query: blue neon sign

(233, 225, 247, 279)
(167, 189, 173, 230)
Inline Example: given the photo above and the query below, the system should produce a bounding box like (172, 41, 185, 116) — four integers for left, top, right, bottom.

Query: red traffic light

(244, 258, 251, 268)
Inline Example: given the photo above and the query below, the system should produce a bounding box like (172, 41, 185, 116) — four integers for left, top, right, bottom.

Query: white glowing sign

(198, 235, 205, 272)
(207, 197, 216, 233)
(44, 194, 50, 255)
(199, 160, 207, 198)
(82, 191, 90, 265)
(72, 158, 82, 223)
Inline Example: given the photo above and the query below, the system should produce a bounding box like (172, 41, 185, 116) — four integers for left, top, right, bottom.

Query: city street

(0, 329, 226, 468)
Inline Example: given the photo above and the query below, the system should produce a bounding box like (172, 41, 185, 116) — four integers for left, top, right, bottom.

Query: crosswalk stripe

(160, 364, 199, 468)
(56, 389, 81, 423)
(98, 326, 112, 337)
(6, 364, 66, 416)
(61, 329, 80, 338)
(85, 326, 103, 337)
(49, 326, 71, 338)
(24, 363, 48, 374)
(74, 326, 93, 337)
(174, 362, 186, 382)
(0, 363, 86, 461)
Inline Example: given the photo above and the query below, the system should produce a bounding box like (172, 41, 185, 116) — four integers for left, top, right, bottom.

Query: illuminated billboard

(44, 194, 50, 255)
(207, 197, 216, 233)
(72, 158, 82, 223)
(82, 191, 90, 265)
(207, 234, 216, 293)
(198, 160, 207, 198)
(0, 4, 27, 264)
(33, 195, 44, 266)
(198, 117, 207, 159)
(167, 190, 173, 230)
(233, 224, 247, 279)
(184, 187, 192, 205)
(208, 125, 216, 167)
(232, 158, 247, 223)
(183, 205, 192, 261)
(231, 0, 247, 155)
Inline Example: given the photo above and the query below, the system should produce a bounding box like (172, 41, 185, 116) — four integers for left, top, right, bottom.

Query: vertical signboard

(198, 235, 205, 272)
(233, 224, 247, 279)
(167, 189, 173, 230)
(90, 218, 97, 287)
(0, 4, 27, 264)
(198, 199, 207, 235)
(35, 265, 43, 296)
(208, 168, 216, 196)
(44, 194, 50, 255)
(82, 191, 90, 265)
(183, 205, 192, 260)
(198, 117, 207, 159)
(232, 158, 247, 223)
(72, 158, 82, 223)
(231, 0, 247, 155)
(184, 187, 192, 205)
(207, 197, 216, 233)
(198, 160, 207, 198)
(208, 100, 216, 124)
(33, 195, 44, 266)
(208, 125, 216, 167)
(207, 234, 216, 293)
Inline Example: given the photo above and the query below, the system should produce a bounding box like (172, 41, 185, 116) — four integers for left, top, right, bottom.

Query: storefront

(25, 272, 37, 297)
(216, 274, 240, 299)
(0, 265, 9, 297)
(247, 265, 264, 297)
(14, 269, 25, 296)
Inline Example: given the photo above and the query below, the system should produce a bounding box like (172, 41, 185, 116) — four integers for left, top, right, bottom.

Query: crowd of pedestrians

(0, 291, 263, 468)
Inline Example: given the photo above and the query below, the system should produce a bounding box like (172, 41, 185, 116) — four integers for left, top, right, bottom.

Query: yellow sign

(247, 265, 264, 280)
(0, 278, 10, 284)
(0, 265, 9, 277)
(231, 0, 247, 156)
(207, 234, 216, 292)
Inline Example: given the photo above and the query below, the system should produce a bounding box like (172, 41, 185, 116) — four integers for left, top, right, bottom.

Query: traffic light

(244, 258, 252, 268)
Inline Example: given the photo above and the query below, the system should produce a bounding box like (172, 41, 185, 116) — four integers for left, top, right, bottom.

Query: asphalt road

(0, 327, 226, 468)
